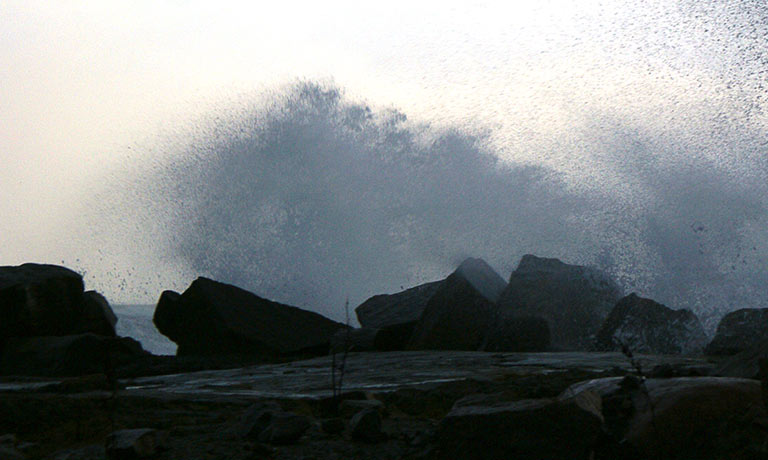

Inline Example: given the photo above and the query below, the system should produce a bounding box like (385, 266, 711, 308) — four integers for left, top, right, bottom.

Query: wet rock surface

(705, 308, 768, 356)
(435, 392, 603, 460)
(355, 281, 443, 329)
(496, 255, 623, 351)
(0, 350, 724, 460)
(152, 277, 346, 358)
(408, 273, 498, 350)
(595, 293, 708, 355)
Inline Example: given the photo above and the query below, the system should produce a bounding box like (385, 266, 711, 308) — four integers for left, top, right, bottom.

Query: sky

(1, 1, 767, 326)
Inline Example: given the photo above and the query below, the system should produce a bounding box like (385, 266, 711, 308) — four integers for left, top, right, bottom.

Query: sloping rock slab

(153, 277, 346, 357)
(355, 281, 444, 329)
(705, 308, 768, 356)
(594, 293, 708, 355)
(497, 255, 622, 351)
(408, 273, 497, 351)
(434, 393, 603, 460)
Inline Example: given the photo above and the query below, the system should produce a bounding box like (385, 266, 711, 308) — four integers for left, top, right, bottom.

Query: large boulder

(705, 308, 768, 356)
(481, 316, 550, 352)
(81, 291, 118, 337)
(594, 293, 708, 355)
(355, 281, 444, 329)
(356, 258, 506, 330)
(0, 333, 147, 377)
(408, 259, 506, 351)
(496, 255, 622, 351)
(563, 376, 766, 459)
(153, 277, 346, 358)
(0, 264, 117, 343)
(434, 391, 603, 460)
(330, 322, 417, 353)
(714, 338, 768, 379)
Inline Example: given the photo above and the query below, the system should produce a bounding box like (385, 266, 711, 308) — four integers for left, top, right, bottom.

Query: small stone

(321, 418, 345, 435)
(257, 412, 310, 445)
(239, 401, 282, 439)
(350, 409, 383, 443)
(105, 429, 163, 460)
(0, 434, 17, 446)
(0, 446, 25, 460)
(339, 399, 384, 418)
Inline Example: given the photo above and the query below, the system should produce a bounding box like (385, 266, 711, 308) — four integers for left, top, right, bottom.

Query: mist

(73, 78, 766, 330)
(3, 1, 767, 330)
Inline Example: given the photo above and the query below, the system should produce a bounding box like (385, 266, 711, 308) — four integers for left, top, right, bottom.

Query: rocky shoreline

(3, 258, 768, 459)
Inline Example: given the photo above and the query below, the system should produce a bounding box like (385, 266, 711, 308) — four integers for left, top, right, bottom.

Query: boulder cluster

(0, 264, 147, 377)
(3, 256, 767, 378)
(347, 255, 711, 356)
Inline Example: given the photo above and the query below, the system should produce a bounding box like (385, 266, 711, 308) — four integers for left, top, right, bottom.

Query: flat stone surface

(113, 351, 713, 399)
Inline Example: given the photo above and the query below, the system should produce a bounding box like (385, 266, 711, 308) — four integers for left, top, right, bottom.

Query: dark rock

(594, 293, 708, 354)
(0, 433, 17, 446)
(320, 418, 345, 435)
(330, 328, 378, 353)
(453, 258, 507, 304)
(339, 399, 385, 418)
(331, 323, 417, 353)
(496, 255, 622, 351)
(0, 333, 147, 377)
(481, 315, 550, 352)
(105, 429, 164, 460)
(0, 264, 119, 344)
(0, 446, 24, 460)
(355, 258, 504, 330)
(239, 402, 310, 444)
(80, 291, 117, 337)
(51, 444, 104, 460)
(374, 321, 417, 351)
(705, 308, 768, 356)
(355, 281, 444, 329)
(350, 408, 383, 443)
(435, 392, 603, 460)
(408, 272, 497, 351)
(257, 412, 310, 445)
(239, 401, 283, 439)
(152, 277, 346, 358)
(46, 373, 113, 393)
(563, 376, 766, 460)
(714, 338, 768, 379)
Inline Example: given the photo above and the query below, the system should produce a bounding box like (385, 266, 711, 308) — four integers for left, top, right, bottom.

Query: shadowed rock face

(563, 376, 765, 459)
(595, 293, 708, 355)
(153, 277, 346, 358)
(355, 281, 443, 329)
(0, 264, 117, 343)
(705, 308, 768, 356)
(355, 257, 507, 351)
(481, 316, 550, 352)
(408, 272, 498, 351)
(436, 392, 603, 460)
(497, 255, 623, 351)
(454, 258, 507, 304)
(0, 333, 146, 377)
